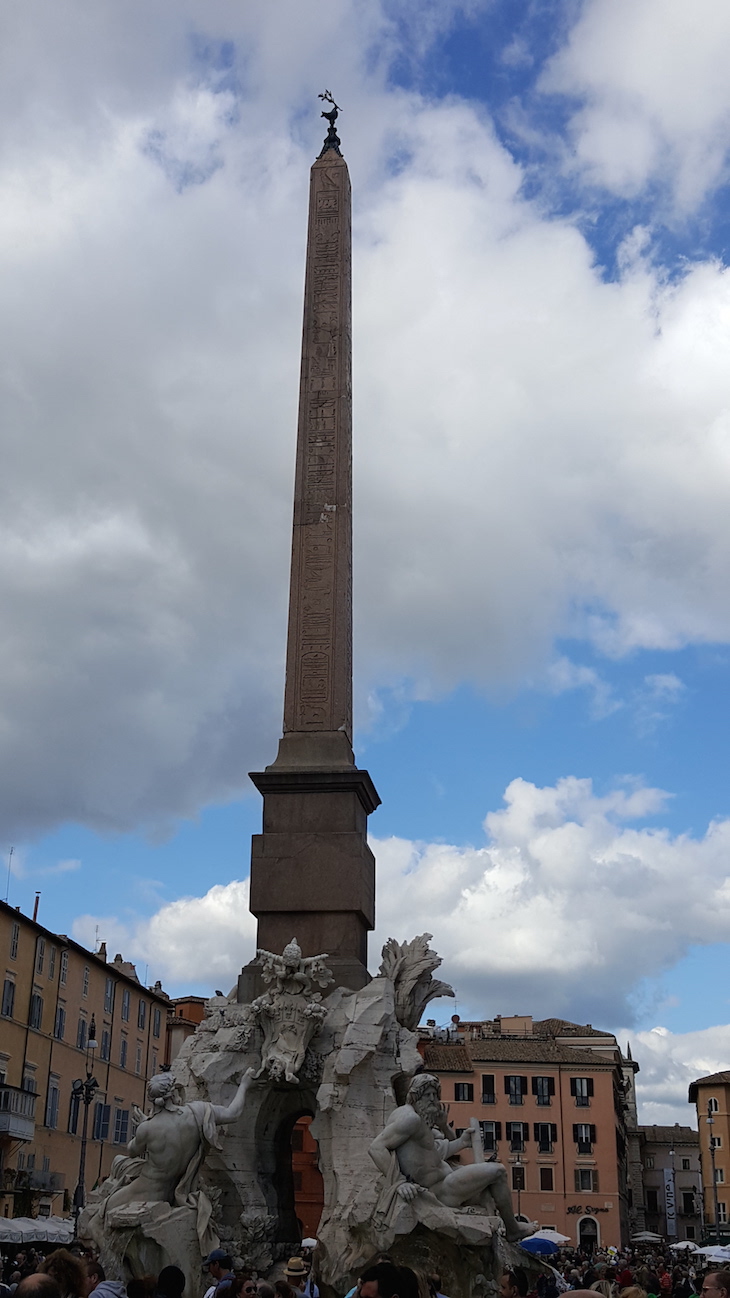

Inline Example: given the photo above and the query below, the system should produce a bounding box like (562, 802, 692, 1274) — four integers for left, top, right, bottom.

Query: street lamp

(707, 1103, 721, 1245)
(72, 1014, 99, 1232)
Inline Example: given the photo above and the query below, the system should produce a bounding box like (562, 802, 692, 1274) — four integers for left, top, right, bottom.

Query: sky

(3, 0, 730, 1126)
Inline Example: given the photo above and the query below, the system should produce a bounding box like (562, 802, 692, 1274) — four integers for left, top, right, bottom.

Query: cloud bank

(1, 2, 730, 842)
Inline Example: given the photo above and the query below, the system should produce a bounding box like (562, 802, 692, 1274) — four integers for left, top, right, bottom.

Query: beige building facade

(689, 1070, 730, 1242)
(0, 899, 169, 1218)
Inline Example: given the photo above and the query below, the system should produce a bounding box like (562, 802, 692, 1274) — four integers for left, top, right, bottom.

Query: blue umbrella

(520, 1238, 560, 1256)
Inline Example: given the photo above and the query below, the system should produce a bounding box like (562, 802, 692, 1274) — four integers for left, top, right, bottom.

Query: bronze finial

(318, 90, 342, 157)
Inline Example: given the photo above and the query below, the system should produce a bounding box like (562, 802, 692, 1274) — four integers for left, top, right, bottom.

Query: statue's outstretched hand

(396, 1181, 423, 1202)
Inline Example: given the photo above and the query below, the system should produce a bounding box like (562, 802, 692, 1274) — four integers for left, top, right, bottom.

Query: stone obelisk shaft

(244, 133, 379, 996)
(277, 150, 354, 769)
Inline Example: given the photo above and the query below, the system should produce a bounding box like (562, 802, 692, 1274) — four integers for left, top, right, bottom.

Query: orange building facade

(421, 1015, 640, 1250)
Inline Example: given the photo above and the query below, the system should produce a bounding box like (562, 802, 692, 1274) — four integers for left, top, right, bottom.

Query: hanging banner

(664, 1167, 677, 1236)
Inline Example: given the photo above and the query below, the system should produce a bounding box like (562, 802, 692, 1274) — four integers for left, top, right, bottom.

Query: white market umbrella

(526, 1230, 571, 1245)
(632, 1232, 664, 1242)
(0, 1218, 23, 1243)
(670, 1242, 698, 1252)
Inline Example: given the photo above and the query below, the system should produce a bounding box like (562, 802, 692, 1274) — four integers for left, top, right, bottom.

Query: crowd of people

(2, 1241, 729, 1298)
(502, 1248, 730, 1298)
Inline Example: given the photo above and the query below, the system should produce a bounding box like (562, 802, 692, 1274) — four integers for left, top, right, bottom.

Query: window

(36, 939, 45, 975)
(113, 1108, 129, 1145)
(480, 1121, 502, 1152)
(152, 1050, 158, 1074)
(540, 1167, 554, 1192)
(535, 1122, 558, 1153)
(574, 1123, 596, 1154)
(83, 966, 89, 998)
(137, 999, 146, 1030)
(10, 922, 19, 959)
(54, 1006, 66, 1040)
(1, 978, 15, 1018)
(48, 946, 56, 980)
(719, 1203, 728, 1224)
(571, 1077, 593, 1106)
(29, 993, 43, 1029)
(646, 1189, 659, 1213)
(507, 1122, 527, 1152)
(575, 1168, 599, 1192)
(682, 1158, 691, 1171)
(44, 1079, 60, 1129)
(712, 1135, 723, 1149)
(22, 1072, 37, 1093)
(709, 1098, 719, 1113)
(682, 1192, 696, 1215)
(715, 1168, 725, 1184)
(481, 1074, 496, 1104)
(100, 1029, 110, 1061)
(533, 1076, 555, 1106)
(121, 989, 130, 1021)
(68, 1092, 80, 1134)
(135, 1044, 142, 1076)
(104, 978, 114, 1013)
(60, 950, 68, 986)
(27, 1153, 35, 1169)
(454, 1083, 473, 1102)
(512, 1165, 525, 1191)
(93, 1103, 110, 1141)
(645, 1156, 655, 1169)
(153, 1007, 162, 1039)
(687, 1226, 696, 1239)
(42, 1155, 50, 1173)
(17, 1152, 25, 1171)
(506, 1075, 528, 1106)
(120, 1037, 128, 1068)
(77, 1017, 87, 1050)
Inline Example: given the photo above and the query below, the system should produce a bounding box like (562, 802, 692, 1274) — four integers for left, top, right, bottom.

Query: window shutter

(574, 1169, 581, 1192)
(590, 1125, 597, 1143)
(587, 1078, 594, 1096)
(551, 1123, 558, 1142)
(592, 1170, 599, 1192)
(570, 1078, 577, 1096)
(548, 1077, 555, 1095)
(573, 1124, 580, 1141)
(531, 1077, 539, 1095)
(482, 1074, 495, 1097)
(533, 1123, 540, 1141)
(505, 1076, 511, 1094)
(495, 1122, 502, 1141)
(506, 1122, 514, 1140)
(521, 1076, 528, 1093)
(521, 1123, 528, 1141)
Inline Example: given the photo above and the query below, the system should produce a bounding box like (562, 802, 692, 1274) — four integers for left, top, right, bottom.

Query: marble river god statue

(369, 1073, 538, 1243)
(80, 1067, 255, 1292)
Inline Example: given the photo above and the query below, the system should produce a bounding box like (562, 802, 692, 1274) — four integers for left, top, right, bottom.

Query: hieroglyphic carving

(283, 156, 353, 738)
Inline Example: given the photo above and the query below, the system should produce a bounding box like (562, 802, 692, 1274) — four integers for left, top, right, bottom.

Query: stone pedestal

(243, 767, 379, 995)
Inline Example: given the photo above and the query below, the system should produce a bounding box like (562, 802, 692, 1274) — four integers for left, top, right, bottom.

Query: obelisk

(241, 97, 380, 996)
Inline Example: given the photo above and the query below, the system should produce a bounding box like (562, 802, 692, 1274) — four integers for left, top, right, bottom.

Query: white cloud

(613, 1023, 730, 1126)
(73, 878, 255, 988)
(1, 3, 730, 844)
(540, 0, 730, 208)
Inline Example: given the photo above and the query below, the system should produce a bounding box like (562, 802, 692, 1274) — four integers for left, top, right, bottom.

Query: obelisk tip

(318, 89, 342, 158)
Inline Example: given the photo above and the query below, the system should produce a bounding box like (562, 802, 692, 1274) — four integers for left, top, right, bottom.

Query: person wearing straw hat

(282, 1260, 318, 1298)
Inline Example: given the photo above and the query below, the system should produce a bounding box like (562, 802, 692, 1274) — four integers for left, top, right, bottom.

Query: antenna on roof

(4, 846, 14, 904)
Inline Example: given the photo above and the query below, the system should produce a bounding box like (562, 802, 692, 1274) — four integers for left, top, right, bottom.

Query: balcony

(0, 1084, 36, 1142)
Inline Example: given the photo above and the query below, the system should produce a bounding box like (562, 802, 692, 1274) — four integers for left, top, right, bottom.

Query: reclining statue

(368, 1073, 537, 1243)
